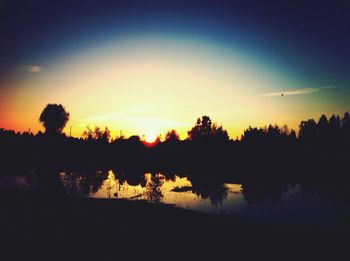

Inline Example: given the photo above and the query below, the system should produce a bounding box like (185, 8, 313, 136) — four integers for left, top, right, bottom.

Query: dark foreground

(1, 190, 349, 260)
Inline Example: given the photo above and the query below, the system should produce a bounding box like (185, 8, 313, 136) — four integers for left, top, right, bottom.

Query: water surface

(2, 169, 349, 225)
(58, 170, 349, 225)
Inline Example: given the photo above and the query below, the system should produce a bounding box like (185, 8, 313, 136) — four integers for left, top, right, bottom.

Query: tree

(241, 124, 294, 144)
(82, 126, 94, 141)
(101, 127, 111, 143)
(298, 119, 318, 142)
(211, 123, 229, 142)
(188, 116, 212, 141)
(317, 114, 328, 137)
(187, 115, 228, 142)
(82, 126, 110, 143)
(165, 130, 180, 142)
(341, 112, 350, 144)
(241, 126, 265, 143)
(341, 112, 350, 129)
(289, 129, 297, 141)
(329, 115, 341, 130)
(39, 104, 69, 135)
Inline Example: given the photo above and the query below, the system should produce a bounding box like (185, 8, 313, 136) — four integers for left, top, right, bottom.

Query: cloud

(24, 65, 43, 73)
(260, 86, 335, 97)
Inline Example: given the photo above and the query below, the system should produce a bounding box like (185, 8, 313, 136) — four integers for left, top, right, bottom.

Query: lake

(2, 169, 348, 225)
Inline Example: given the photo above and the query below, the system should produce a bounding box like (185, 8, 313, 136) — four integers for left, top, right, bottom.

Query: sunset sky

(1, 0, 349, 140)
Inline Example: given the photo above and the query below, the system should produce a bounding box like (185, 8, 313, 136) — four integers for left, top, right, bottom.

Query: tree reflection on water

(55, 169, 350, 224)
(240, 181, 289, 204)
(190, 176, 228, 205)
(144, 173, 165, 202)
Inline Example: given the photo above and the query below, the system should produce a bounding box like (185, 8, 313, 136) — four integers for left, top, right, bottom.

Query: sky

(1, 0, 349, 140)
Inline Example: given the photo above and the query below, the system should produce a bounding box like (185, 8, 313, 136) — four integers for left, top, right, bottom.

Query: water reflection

(241, 181, 289, 204)
(57, 170, 350, 224)
(144, 173, 164, 202)
(59, 170, 236, 210)
(60, 170, 108, 197)
(3, 169, 349, 224)
(190, 176, 229, 205)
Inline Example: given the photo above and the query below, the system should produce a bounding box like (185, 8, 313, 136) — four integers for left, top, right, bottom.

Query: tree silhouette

(39, 104, 69, 135)
(102, 127, 111, 143)
(341, 112, 350, 129)
(317, 114, 329, 138)
(341, 112, 350, 144)
(298, 119, 318, 142)
(242, 124, 296, 144)
(82, 126, 110, 143)
(187, 115, 228, 141)
(165, 130, 180, 142)
(329, 115, 341, 129)
(329, 115, 341, 139)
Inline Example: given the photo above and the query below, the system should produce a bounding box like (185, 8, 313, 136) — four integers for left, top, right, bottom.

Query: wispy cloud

(260, 86, 335, 97)
(23, 65, 43, 73)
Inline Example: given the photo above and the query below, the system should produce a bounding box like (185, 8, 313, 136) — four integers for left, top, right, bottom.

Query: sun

(143, 130, 158, 143)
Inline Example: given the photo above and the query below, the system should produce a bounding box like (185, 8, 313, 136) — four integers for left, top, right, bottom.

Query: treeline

(2, 112, 349, 144)
(0, 103, 349, 180)
(298, 112, 350, 144)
